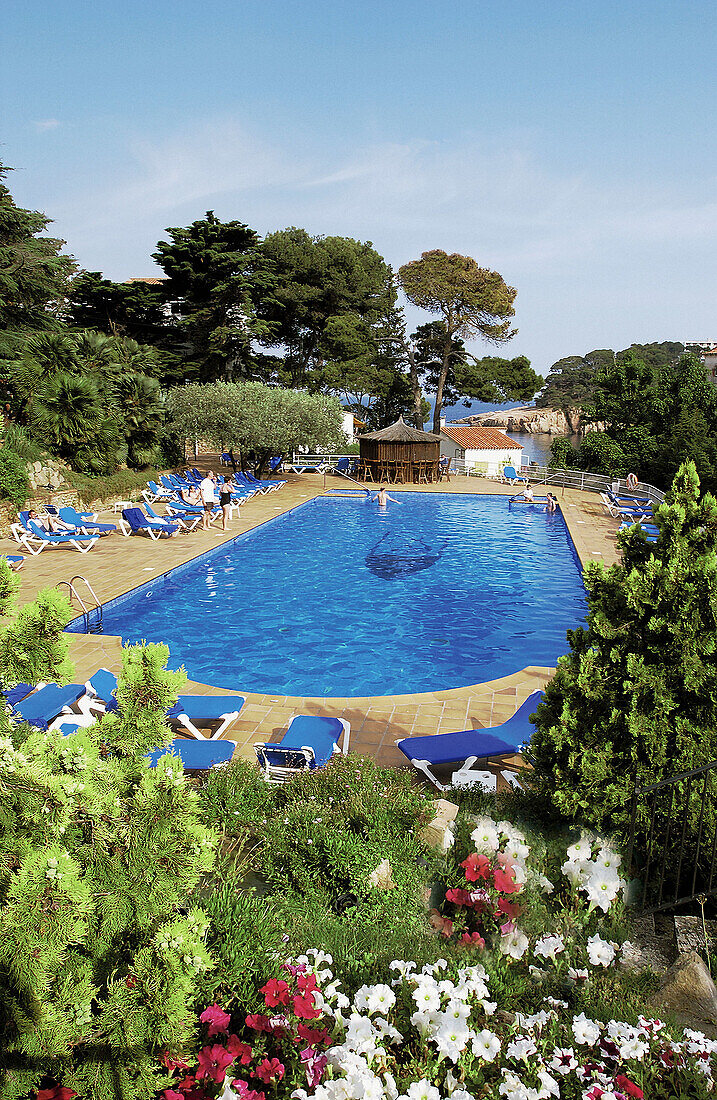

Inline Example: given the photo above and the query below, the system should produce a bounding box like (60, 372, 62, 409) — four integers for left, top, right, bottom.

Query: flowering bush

(157, 950, 716, 1100)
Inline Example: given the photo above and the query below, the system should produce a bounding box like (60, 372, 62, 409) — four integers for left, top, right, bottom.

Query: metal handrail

(627, 758, 717, 912)
(57, 575, 103, 634)
(294, 453, 666, 504)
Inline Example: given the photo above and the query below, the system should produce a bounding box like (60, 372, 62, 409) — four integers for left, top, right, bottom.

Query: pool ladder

(56, 575, 103, 634)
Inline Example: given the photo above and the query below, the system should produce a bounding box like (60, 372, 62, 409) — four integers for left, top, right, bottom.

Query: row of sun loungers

(8, 465, 290, 555)
(4, 668, 540, 788)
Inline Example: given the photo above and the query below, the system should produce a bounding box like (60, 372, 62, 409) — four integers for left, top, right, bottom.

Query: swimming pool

(96, 493, 586, 697)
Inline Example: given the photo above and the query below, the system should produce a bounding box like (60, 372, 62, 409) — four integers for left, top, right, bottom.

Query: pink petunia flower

(255, 1058, 285, 1084)
(300, 1047, 328, 1088)
(199, 1003, 231, 1038)
(260, 978, 291, 1007)
(196, 1044, 235, 1083)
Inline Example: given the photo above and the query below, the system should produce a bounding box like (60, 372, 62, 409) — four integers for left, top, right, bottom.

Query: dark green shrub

(2, 423, 46, 463)
(0, 448, 30, 509)
(529, 461, 717, 842)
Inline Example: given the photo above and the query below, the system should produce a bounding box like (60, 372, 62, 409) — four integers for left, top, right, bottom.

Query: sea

(437, 398, 574, 466)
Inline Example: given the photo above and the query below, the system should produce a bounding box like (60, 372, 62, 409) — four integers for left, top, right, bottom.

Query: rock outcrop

(450, 406, 583, 435)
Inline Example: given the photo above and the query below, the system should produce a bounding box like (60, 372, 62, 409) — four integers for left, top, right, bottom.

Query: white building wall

(342, 411, 355, 443)
(463, 446, 523, 477)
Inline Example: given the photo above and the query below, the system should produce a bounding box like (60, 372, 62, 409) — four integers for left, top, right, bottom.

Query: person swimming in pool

(372, 486, 401, 507)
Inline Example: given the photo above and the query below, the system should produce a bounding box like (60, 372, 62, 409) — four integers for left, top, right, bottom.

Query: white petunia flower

(566, 834, 594, 862)
(534, 933, 565, 960)
(500, 928, 529, 959)
(471, 817, 501, 853)
(572, 1012, 601, 1045)
(473, 1029, 501, 1061)
(582, 865, 622, 912)
(506, 1036, 538, 1062)
(567, 967, 589, 983)
(586, 934, 616, 967)
(412, 981, 441, 1014)
(433, 1021, 471, 1061)
(405, 1081, 441, 1100)
(537, 873, 554, 895)
(537, 1069, 560, 1098)
(548, 1047, 578, 1074)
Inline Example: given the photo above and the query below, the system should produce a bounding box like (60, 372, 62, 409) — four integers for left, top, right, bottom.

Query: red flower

(461, 852, 491, 881)
(37, 1090, 78, 1100)
(199, 1003, 231, 1038)
(445, 887, 473, 906)
(260, 978, 291, 1007)
(245, 1013, 272, 1032)
(232, 1082, 266, 1100)
(162, 1091, 185, 1100)
(255, 1057, 285, 1084)
(460, 931, 485, 948)
(226, 1035, 253, 1064)
(614, 1077, 644, 1099)
(293, 991, 321, 1020)
(296, 972, 318, 994)
(196, 1044, 235, 1084)
(497, 897, 522, 919)
(297, 1023, 332, 1046)
(492, 865, 520, 894)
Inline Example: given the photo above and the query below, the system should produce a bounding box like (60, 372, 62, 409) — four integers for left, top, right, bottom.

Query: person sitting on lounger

(180, 485, 201, 505)
(28, 509, 75, 533)
(372, 486, 401, 507)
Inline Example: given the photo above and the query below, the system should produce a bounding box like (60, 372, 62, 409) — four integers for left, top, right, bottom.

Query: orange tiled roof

(441, 424, 522, 451)
(125, 276, 167, 285)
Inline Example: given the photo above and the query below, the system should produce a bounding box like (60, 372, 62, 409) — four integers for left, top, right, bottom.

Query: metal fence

(626, 761, 717, 913)
(292, 454, 666, 504)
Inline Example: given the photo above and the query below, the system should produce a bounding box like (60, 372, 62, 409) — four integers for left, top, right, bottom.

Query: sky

(2, 0, 717, 380)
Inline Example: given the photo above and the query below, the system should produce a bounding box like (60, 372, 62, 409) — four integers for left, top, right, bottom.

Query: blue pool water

(98, 493, 586, 697)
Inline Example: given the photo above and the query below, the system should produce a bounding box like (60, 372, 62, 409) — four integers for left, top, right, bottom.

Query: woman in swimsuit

(219, 475, 237, 531)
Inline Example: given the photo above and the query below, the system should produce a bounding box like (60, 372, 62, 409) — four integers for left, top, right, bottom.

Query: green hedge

(0, 448, 30, 509)
(63, 468, 159, 507)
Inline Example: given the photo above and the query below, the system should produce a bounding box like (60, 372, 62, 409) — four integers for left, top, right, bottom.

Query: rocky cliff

(450, 406, 583, 435)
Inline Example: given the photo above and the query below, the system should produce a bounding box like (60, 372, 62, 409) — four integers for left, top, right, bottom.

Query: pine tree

(528, 461, 717, 831)
(0, 566, 217, 1099)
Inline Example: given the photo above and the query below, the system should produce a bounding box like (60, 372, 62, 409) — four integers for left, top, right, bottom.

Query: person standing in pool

(546, 492, 558, 513)
(372, 486, 401, 507)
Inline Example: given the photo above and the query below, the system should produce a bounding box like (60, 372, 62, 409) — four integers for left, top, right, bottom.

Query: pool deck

(1, 468, 622, 772)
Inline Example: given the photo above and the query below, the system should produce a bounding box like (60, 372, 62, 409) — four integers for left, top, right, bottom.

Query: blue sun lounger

(254, 714, 350, 783)
(59, 507, 117, 535)
(11, 517, 101, 555)
(144, 500, 201, 532)
(13, 682, 90, 730)
(120, 507, 179, 539)
(85, 668, 245, 739)
(396, 691, 543, 791)
(147, 738, 237, 770)
(2, 555, 23, 570)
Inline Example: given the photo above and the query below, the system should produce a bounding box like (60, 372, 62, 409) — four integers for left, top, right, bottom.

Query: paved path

(1, 467, 623, 773)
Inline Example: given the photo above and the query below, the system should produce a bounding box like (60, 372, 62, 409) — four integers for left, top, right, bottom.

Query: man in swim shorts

(372, 486, 401, 507)
(199, 472, 217, 531)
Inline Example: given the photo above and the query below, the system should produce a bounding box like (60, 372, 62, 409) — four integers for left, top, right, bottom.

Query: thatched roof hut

(358, 416, 442, 483)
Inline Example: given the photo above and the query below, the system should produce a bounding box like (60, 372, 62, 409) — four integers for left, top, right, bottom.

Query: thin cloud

(33, 119, 61, 132)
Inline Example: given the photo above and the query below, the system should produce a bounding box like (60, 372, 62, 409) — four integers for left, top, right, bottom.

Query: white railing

(290, 454, 666, 504)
